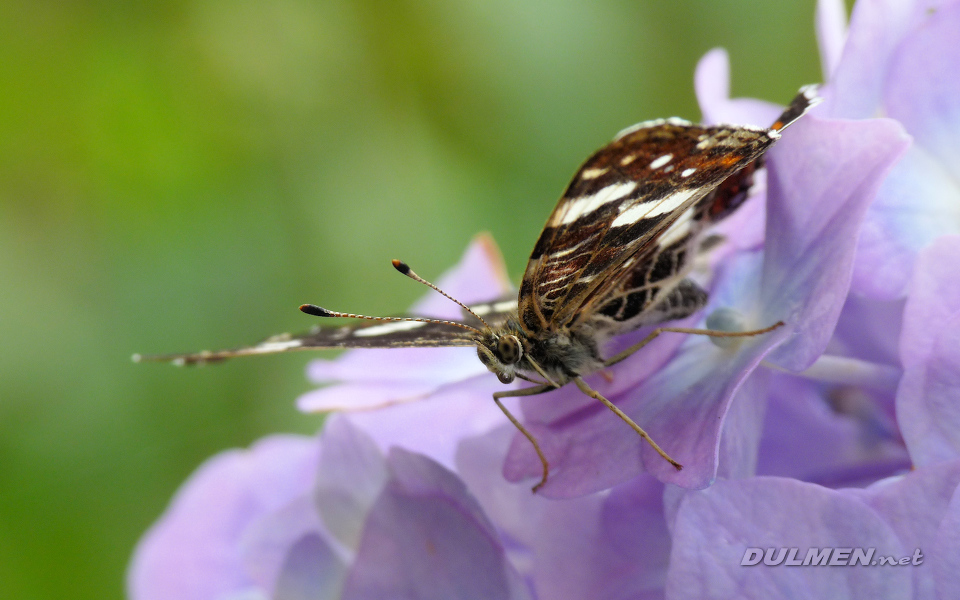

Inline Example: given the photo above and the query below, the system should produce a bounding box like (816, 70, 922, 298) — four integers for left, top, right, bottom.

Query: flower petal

(272, 533, 347, 600)
(852, 148, 960, 298)
(931, 483, 960, 598)
(457, 426, 672, 600)
(883, 3, 960, 179)
(694, 48, 782, 128)
(822, 0, 941, 119)
(816, 0, 848, 80)
(342, 448, 531, 600)
(849, 3, 960, 298)
(334, 376, 511, 470)
(762, 115, 910, 370)
(756, 373, 909, 486)
(667, 478, 909, 599)
(897, 236, 960, 465)
(503, 327, 788, 496)
(128, 435, 320, 600)
(503, 252, 786, 497)
(851, 459, 960, 599)
(313, 416, 389, 551)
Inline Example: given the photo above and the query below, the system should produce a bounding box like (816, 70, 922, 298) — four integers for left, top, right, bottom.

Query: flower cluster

(129, 0, 960, 598)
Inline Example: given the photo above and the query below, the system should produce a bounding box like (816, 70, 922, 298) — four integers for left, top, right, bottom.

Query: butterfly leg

(573, 377, 683, 471)
(603, 321, 785, 368)
(493, 384, 554, 493)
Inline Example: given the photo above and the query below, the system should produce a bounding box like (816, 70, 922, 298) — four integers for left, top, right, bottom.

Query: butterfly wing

(581, 156, 762, 337)
(517, 87, 819, 335)
(133, 299, 518, 366)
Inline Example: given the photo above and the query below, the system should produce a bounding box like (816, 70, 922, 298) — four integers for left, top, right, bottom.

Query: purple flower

(128, 416, 531, 600)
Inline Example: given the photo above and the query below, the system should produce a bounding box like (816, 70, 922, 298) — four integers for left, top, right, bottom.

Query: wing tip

(770, 84, 823, 132)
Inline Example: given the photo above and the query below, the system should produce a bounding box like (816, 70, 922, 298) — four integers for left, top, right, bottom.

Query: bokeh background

(0, 1, 825, 597)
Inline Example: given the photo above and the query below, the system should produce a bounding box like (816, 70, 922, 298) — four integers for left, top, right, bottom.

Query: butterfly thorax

(476, 316, 603, 387)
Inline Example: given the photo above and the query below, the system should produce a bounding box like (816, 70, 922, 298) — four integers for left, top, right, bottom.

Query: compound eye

(497, 371, 515, 384)
(497, 335, 522, 365)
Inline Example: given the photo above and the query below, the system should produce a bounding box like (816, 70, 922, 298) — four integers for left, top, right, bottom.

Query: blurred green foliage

(0, 1, 821, 597)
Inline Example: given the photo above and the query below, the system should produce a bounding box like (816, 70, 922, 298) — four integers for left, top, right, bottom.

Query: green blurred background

(0, 1, 824, 597)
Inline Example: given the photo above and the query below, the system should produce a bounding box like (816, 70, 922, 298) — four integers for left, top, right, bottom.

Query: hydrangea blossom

(128, 417, 531, 600)
(130, 1, 960, 598)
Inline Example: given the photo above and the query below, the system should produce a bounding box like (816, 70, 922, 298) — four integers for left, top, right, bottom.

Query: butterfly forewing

(134, 300, 518, 365)
(519, 88, 818, 336)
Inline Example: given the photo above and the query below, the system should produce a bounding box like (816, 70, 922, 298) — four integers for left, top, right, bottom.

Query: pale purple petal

(707, 188, 768, 257)
(851, 148, 960, 298)
(457, 426, 671, 600)
(828, 1, 960, 299)
(761, 115, 910, 370)
(300, 347, 486, 413)
(931, 484, 960, 597)
(756, 373, 909, 486)
(239, 496, 330, 594)
(313, 416, 389, 550)
(855, 1, 960, 297)
(821, 0, 949, 119)
(343, 375, 511, 470)
(503, 253, 789, 497)
(849, 459, 960, 599)
(342, 448, 531, 600)
(273, 533, 346, 600)
(897, 236, 960, 465)
(816, 0, 848, 80)
(498, 312, 698, 495)
(455, 426, 540, 549)
(628, 324, 788, 489)
(883, 3, 960, 179)
(694, 48, 783, 128)
(306, 346, 484, 385)
(828, 294, 904, 367)
(128, 435, 320, 600)
(715, 369, 770, 480)
(667, 478, 910, 600)
(530, 476, 670, 600)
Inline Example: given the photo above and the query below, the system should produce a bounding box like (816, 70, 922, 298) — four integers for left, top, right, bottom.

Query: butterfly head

(476, 331, 525, 384)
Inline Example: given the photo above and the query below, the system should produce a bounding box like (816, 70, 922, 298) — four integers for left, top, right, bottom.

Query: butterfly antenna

(390, 259, 491, 329)
(299, 304, 483, 336)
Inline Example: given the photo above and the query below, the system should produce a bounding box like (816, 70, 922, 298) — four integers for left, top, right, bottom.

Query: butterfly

(136, 85, 820, 491)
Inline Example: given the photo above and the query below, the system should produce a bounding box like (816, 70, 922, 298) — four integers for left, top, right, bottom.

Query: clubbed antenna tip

(389, 258, 490, 328)
(300, 304, 334, 317)
(391, 259, 411, 275)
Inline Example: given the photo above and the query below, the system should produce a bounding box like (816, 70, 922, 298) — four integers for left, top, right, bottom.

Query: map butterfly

(136, 86, 820, 491)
